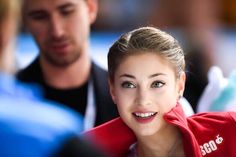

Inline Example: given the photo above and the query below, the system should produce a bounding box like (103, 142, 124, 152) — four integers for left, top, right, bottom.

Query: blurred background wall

(17, 0, 236, 76)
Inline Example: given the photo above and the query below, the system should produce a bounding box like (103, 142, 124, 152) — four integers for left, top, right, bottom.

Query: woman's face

(109, 53, 185, 137)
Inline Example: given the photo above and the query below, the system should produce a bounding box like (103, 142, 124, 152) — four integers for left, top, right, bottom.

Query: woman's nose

(135, 88, 151, 106)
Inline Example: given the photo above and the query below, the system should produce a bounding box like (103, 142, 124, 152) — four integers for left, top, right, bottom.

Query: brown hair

(0, 0, 21, 73)
(108, 26, 185, 82)
(0, 0, 20, 23)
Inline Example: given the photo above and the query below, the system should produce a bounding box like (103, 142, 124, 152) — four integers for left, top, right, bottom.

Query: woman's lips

(132, 112, 158, 123)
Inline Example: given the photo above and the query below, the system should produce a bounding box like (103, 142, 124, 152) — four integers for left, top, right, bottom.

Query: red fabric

(84, 117, 136, 157)
(84, 103, 236, 157)
(165, 103, 236, 157)
(184, 111, 236, 157)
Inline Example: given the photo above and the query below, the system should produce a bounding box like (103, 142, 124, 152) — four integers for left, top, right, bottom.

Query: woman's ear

(108, 79, 117, 104)
(178, 71, 186, 97)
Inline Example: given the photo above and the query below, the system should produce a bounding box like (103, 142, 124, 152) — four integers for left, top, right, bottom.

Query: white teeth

(134, 112, 156, 118)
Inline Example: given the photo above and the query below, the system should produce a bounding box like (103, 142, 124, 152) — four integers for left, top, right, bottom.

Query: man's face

(23, 0, 97, 66)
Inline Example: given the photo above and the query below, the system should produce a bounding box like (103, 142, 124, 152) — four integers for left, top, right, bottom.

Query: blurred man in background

(16, 0, 118, 130)
(0, 0, 107, 156)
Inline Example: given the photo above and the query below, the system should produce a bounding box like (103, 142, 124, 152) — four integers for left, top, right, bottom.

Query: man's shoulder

(91, 61, 108, 75)
(16, 57, 42, 83)
(91, 61, 109, 86)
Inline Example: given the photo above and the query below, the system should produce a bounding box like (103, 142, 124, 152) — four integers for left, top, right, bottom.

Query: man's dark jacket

(16, 57, 118, 126)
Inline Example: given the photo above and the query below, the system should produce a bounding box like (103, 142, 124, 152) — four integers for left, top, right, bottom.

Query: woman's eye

(151, 81, 165, 88)
(121, 82, 136, 88)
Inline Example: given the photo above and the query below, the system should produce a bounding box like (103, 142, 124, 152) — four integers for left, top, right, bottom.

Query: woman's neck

(136, 125, 183, 157)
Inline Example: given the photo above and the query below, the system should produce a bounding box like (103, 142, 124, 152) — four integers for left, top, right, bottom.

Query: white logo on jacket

(200, 135, 223, 156)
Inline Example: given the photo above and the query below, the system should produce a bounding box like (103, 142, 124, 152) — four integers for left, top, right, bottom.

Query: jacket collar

(164, 103, 202, 157)
(86, 103, 202, 157)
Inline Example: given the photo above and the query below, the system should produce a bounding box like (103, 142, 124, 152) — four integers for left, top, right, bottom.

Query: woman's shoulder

(83, 118, 136, 156)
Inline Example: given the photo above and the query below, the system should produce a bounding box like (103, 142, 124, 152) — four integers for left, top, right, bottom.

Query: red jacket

(84, 103, 236, 157)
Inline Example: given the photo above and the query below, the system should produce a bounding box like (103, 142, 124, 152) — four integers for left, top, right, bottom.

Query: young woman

(85, 27, 236, 157)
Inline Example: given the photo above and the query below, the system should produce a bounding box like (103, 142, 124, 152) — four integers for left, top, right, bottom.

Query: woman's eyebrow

(119, 74, 135, 79)
(148, 73, 166, 78)
(119, 73, 166, 79)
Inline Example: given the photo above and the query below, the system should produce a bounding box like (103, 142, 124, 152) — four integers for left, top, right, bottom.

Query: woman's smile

(132, 111, 158, 123)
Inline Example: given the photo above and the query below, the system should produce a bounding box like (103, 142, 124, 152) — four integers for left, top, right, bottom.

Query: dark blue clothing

(0, 73, 83, 157)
